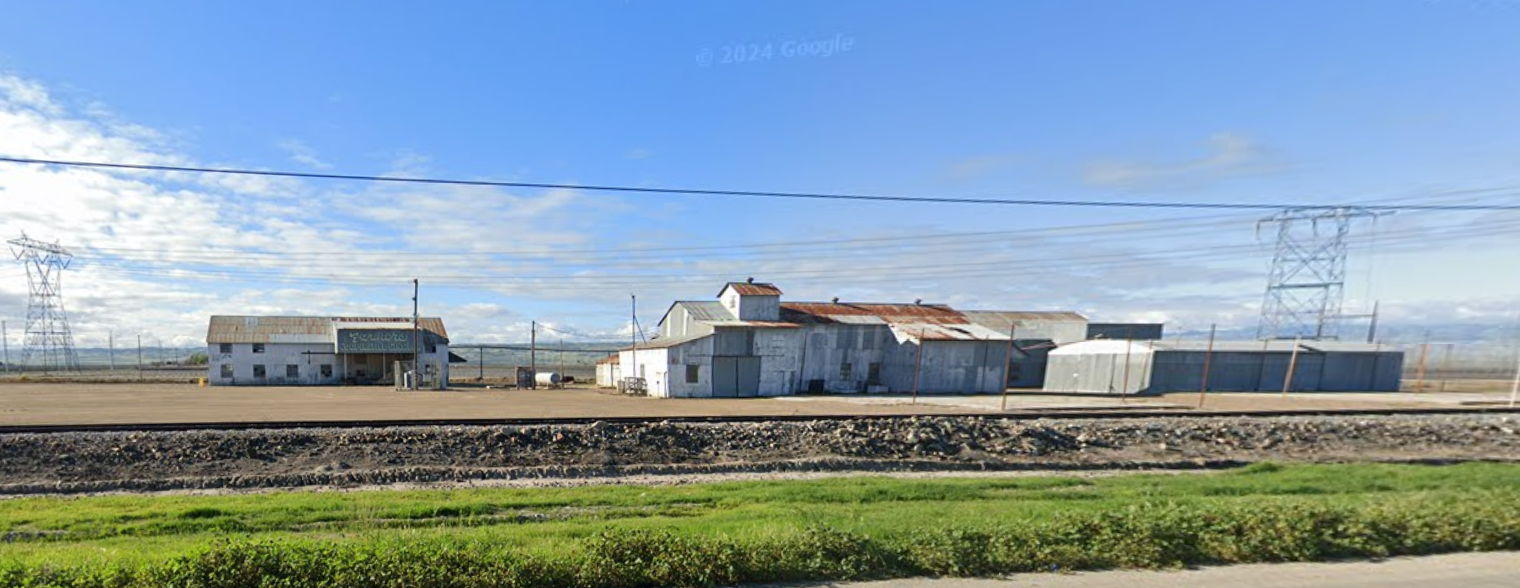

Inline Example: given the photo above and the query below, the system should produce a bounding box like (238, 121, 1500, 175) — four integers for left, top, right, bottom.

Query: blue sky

(2, 1, 1519, 346)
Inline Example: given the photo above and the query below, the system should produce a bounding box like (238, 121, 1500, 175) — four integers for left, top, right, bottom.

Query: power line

(7, 155, 1520, 211)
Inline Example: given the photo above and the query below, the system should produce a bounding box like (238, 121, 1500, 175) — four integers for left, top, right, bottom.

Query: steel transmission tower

(8, 233, 80, 371)
(1255, 207, 1378, 341)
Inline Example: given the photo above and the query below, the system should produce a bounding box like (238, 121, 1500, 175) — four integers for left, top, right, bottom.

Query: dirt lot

(2, 413, 1515, 495)
(0, 382, 1514, 426)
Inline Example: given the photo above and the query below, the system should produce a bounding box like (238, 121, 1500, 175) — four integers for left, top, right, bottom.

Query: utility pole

(911, 328, 925, 404)
(1281, 337, 1303, 398)
(1366, 301, 1379, 343)
(999, 324, 1016, 411)
(630, 295, 637, 390)
(108, 331, 115, 371)
(530, 320, 537, 389)
(1197, 324, 1216, 408)
(411, 279, 419, 390)
(136, 334, 143, 380)
(1, 320, 8, 375)
(478, 345, 485, 381)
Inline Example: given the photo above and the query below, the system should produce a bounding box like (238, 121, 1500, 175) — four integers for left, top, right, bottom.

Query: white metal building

(205, 316, 451, 386)
(621, 280, 1090, 398)
(1045, 339, 1404, 395)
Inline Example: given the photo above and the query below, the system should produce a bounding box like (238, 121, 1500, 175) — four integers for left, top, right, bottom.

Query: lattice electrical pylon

(1255, 207, 1380, 341)
(8, 233, 80, 372)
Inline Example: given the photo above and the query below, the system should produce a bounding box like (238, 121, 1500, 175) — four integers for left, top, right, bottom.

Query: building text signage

(336, 329, 418, 354)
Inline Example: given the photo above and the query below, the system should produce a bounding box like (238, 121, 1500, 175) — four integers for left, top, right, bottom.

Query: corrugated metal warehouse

(622, 280, 1091, 398)
(1045, 339, 1404, 395)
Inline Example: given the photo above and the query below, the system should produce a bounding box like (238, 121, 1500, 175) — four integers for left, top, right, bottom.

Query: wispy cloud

(277, 139, 332, 170)
(1082, 133, 1282, 190)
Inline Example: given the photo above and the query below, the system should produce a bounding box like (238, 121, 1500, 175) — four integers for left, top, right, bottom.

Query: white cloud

(1082, 133, 1282, 190)
(277, 139, 332, 170)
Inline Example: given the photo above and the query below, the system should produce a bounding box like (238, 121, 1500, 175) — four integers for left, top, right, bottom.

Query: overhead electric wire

(83, 215, 1520, 289)
(7, 155, 1520, 211)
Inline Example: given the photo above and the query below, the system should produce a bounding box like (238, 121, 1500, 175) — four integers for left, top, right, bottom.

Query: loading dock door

(712, 356, 761, 398)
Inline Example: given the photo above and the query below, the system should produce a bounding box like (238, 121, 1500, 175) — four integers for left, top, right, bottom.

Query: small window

(320, 364, 333, 378)
(253, 365, 266, 379)
(286, 364, 299, 378)
(220, 364, 233, 378)
(686, 364, 699, 383)
(867, 362, 881, 385)
(218, 343, 232, 353)
(839, 361, 852, 380)
(252, 343, 265, 354)
(427, 343, 437, 353)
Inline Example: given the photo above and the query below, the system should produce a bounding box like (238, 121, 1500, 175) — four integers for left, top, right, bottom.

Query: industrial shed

(633, 280, 1088, 398)
(1045, 340, 1404, 395)
(206, 316, 452, 386)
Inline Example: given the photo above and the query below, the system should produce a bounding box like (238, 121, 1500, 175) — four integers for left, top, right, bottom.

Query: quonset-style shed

(1044, 339, 1404, 395)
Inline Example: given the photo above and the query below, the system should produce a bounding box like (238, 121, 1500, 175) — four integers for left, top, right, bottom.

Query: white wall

(209, 343, 338, 385)
(618, 347, 671, 397)
(208, 342, 451, 386)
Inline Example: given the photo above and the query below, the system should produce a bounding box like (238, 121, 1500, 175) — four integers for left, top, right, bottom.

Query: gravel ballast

(1, 414, 1516, 495)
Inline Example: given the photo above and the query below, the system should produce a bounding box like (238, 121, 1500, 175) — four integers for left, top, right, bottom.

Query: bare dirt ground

(2, 413, 1514, 495)
(0, 382, 1513, 426)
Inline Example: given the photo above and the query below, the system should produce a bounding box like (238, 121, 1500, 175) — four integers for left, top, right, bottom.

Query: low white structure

(594, 354, 621, 388)
(206, 316, 451, 386)
(621, 280, 1090, 398)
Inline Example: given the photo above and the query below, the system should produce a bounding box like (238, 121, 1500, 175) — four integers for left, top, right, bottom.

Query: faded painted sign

(336, 329, 417, 354)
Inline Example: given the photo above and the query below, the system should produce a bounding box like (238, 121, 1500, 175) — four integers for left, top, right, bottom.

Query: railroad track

(1, 405, 1517, 434)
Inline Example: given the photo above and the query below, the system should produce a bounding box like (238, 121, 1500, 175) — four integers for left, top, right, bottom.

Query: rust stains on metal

(780, 302, 967, 324)
(719, 281, 783, 296)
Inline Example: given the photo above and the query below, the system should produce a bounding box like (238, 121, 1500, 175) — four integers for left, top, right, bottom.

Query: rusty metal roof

(206, 315, 448, 344)
(719, 281, 783, 296)
(781, 302, 967, 324)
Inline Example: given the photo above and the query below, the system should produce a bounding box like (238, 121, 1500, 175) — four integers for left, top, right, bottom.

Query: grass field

(3, 463, 1519, 586)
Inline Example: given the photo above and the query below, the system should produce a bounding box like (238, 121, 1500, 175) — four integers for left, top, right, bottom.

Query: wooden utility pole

(1509, 350, 1519, 408)
(911, 328, 925, 404)
(478, 345, 485, 381)
(136, 334, 143, 380)
(411, 279, 420, 390)
(1, 320, 8, 375)
(1197, 324, 1216, 408)
(1281, 336, 1302, 398)
(108, 331, 115, 371)
(530, 320, 537, 389)
(629, 295, 637, 391)
(1000, 324, 1016, 411)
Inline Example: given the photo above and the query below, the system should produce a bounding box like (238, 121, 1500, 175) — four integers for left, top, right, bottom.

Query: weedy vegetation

(1, 462, 1517, 586)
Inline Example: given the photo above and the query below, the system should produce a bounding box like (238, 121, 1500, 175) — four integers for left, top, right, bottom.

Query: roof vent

(746, 277, 755, 283)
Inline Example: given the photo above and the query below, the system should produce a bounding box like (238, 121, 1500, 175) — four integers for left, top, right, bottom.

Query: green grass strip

(1, 463, 1518, 587)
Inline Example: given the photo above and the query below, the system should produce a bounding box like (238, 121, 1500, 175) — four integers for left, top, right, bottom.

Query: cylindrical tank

(534, 372, 562, 387)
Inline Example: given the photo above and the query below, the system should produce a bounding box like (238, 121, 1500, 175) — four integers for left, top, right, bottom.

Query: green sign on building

(335, 329, 418, 354)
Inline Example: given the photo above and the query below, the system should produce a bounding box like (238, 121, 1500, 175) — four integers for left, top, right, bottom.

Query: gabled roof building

(205, 315, 452, 386)
(622, 280, 1089, 398)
